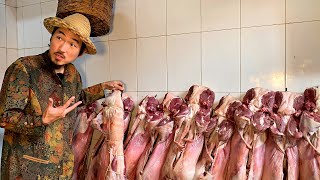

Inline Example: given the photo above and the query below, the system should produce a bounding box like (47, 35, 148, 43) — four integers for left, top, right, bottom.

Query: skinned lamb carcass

(209, 119, 234, 180)
(136, 93, 180, 179)
(171, 85, 215, 179)
(274, 91, 304, 117)
(225, 102, 254, 180)
(303, 86, 320, 112)
(104, 90, 126, 179)
(244, 87, 275, 180)
(274, 91, 304, 180)
(72, 101, 102, 180)
(136, 119, 174, 180)
(86, 90, 125, 180)
(124, 96, 163, 179)
(193, 114, 218, 180)
(262, 113, 288, 180)
(134, 102, 168, 179)
(122, 94, 134, 135)
(286, 115, 303, 180)
(298, 109, 320, 179)
(195, 94, 236, 179)
(160, 97, 189, 179)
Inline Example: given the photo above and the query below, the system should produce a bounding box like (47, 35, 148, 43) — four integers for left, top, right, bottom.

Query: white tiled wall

(167, 33, 201, 91)
(17, 6, 24, 49)
(0, 48, 6, 85)
(22, 4, 42, 48)
(286, 21, 320, 92)
(5, 0, 16, 7)
(2, 0, 318, 106)
(0, 4, 6, 48)
(108, 0, 136, 40)
(241, 25, 286, 92)
(201, 0, 240, 31)
(137, 36, 167, 91)
(6, 5, 17, 48)
(109, 39, 137, 91)
(24, 47, 43, 56)
(40, 0, 57, 47)
(6, 48, 18, 66)
(167, 0, 200, 35)
(241, 0, 285, 27)
(286, 0, 320, 23)
(136, 0, 166, 37)
(0, 0, 320, 167)
(202, 29, 240, 92)
(18, 0, 40, 7)
(85, 41, 110, 87)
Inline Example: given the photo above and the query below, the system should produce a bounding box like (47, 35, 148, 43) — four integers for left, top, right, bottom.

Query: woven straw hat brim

(44, 17, 97, 55)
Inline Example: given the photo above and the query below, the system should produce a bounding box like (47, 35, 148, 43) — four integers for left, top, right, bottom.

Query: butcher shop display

(72, 85, 320, 180)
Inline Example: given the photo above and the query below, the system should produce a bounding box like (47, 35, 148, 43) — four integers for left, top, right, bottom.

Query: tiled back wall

(1, 0, 320, 104)
(0, 0, 319, 169)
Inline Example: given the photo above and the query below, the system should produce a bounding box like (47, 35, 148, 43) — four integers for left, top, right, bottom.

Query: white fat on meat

(300, 113, 320, 136)
(248, 87, 270, 112)
(316, 86, 320, 113)
(138, 98, 148, 115)
(215, 94, 236, 117)
(187, 85, 209, 117)
(188, 85, 209, 105)
(278, 92, 302, 115)
(162, 93, 176, 109)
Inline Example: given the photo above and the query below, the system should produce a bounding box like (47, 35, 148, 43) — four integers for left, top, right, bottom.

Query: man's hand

(42, 96, 82, 125)
(102, 80, 125, 91)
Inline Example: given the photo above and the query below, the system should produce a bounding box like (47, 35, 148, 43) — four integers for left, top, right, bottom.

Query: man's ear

(48, 37, 52, 48)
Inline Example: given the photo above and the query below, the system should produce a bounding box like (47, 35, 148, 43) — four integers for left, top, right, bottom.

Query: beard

(50, 59, 64, 69)
(48, 51, 65, 71)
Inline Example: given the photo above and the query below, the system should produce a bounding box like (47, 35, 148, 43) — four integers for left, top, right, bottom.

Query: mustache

(54, 51, 65, 59)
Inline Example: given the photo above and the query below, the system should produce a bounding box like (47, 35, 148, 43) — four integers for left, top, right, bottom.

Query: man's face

(49, 27, 83, 67)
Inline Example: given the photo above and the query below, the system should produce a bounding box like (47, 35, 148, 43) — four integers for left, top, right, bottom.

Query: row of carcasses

(72, 85, 320, 180)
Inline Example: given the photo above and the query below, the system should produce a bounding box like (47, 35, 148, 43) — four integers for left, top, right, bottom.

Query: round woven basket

(56, 0, 114, 37)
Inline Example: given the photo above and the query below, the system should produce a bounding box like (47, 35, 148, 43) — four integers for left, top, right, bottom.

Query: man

(0, 13, 124, 179)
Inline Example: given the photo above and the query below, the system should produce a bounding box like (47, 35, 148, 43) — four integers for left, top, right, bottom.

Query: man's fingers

(117, 81, 124, 86)
(65, 101, 82, 115)
(48, 98, 54, 107)
(114, 81, 125, 90)
(115, 85, 124, 91)
(63, 96, 76, 108)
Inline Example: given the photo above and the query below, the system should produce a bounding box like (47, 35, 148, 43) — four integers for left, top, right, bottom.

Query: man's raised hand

(42, 96, 82, 125)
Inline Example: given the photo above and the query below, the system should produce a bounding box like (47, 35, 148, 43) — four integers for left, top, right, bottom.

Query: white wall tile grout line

(40, 1, 44, 48)
(241, 23, 286, 29)
(285, 0, 287, 91)
(5, 2, 7, 68)
(165, 0, 168, 92)
(286, 19, 320, 24)
(134, 0, 138, 94)
(240, 0, 242, 93)
(200, 0, 202, 86)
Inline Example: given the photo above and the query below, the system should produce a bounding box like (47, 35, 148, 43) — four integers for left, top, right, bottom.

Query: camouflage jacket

(0, 51, 104, 179)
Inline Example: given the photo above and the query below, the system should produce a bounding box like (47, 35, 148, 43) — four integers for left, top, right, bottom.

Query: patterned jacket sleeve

(77, 72, 105, 106)
(0, 61, 46, 136)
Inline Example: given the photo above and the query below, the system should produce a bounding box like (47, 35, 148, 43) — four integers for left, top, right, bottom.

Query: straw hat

(43, 13, 97, 55)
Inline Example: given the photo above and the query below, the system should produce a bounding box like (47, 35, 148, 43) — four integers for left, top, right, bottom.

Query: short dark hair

(49, 27, 86, 56)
